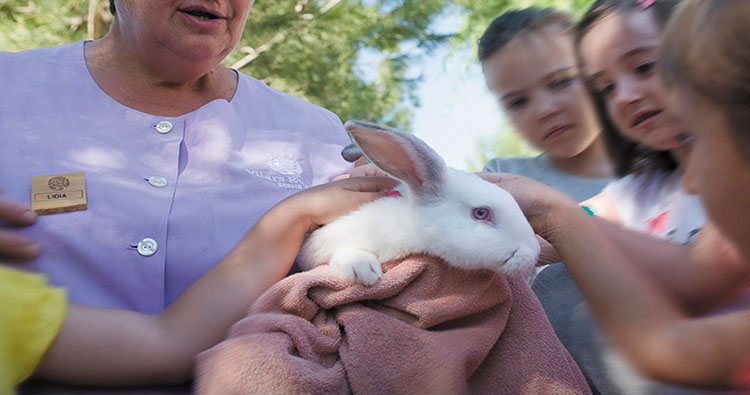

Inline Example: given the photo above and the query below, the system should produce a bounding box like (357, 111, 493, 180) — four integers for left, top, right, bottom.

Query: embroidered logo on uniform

(244, 155, 306, 190)
(267, 156, 302, 176)
(48, 176, 70, 191)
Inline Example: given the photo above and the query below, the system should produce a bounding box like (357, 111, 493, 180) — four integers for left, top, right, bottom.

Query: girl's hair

(660, 0, 750, 161)
(109, 0, 116, 14)
(575, 0, 682, 177)
(477, 7, 573, 62)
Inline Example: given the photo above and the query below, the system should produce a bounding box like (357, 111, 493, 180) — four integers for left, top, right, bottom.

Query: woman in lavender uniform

(0, 0, 352, 311)
(0, 0, 354, 389)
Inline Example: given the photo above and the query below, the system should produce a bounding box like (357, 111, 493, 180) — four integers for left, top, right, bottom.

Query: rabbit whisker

(503, 247, 520, 264)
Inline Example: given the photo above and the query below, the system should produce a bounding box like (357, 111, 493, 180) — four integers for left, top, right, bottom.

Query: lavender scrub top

(0, 41, 353, 314)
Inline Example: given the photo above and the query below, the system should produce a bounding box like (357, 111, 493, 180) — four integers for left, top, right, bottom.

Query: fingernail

(20, 210, 37, 223)
(23, 242, 41, 256)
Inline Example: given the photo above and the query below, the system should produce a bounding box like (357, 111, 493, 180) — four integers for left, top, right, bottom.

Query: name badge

(31, 172, 87, 215)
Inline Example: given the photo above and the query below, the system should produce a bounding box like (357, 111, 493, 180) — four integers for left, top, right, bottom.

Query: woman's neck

(548, 137, 615, 179)
(84, 35, 237, 117)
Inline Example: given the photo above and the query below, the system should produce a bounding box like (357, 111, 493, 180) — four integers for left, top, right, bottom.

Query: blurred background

(0, 0, 593, 170)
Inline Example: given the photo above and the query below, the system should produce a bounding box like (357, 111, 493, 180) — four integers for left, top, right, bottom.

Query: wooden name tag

(31, 172, 87, 215)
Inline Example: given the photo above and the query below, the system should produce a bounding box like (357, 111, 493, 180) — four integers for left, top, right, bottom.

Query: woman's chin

(158, 35, 235, 63)
(179, 44, 232, 62)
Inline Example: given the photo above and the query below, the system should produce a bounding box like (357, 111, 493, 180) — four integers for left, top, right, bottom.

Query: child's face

(482, 28, 601, 160)
(580, 10, 683, 151)
(667, 86, 750, 259)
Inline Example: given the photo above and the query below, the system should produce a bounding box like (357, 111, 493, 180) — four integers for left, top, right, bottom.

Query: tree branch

(230, 0, 343, 70)
(87, 0, 99, 39)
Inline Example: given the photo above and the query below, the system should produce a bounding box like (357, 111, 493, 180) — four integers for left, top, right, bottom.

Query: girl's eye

(471, 206, 493, 222)
(635, 61, 656, 75)
(506, 97, 528, 110)
(597, 83, 615, 99)
(550, 77, 573, 90)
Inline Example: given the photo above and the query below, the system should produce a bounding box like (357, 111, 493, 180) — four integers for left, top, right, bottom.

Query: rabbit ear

(345, 120, 446, 202)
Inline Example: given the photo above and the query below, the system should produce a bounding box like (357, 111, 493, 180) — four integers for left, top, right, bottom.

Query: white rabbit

(297, 120, 540, 286)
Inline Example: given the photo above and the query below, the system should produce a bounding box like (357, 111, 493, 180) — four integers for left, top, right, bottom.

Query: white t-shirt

(603, 169, 705, 244)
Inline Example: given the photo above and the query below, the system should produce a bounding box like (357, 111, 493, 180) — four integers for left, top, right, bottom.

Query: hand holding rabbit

(282, 176, 400, 234)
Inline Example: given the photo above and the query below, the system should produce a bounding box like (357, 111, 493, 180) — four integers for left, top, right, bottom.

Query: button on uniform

(137, 238, 158, 257)
(155, 121, 173, 134)
(147, 176, 168, 188)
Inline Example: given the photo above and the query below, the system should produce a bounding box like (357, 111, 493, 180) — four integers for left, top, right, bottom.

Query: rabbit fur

(297, 120, 540, 285)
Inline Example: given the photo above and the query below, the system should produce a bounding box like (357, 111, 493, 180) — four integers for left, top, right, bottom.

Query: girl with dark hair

(577, 0, 705, 244)
(555, 1, 710, 392)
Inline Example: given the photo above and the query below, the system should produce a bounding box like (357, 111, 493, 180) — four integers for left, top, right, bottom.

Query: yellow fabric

(0, 266, 66, 395)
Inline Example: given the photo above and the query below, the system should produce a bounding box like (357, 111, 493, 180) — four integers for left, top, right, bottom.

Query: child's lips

(544, 125, 572, 140)
(631, 110, 663, 129)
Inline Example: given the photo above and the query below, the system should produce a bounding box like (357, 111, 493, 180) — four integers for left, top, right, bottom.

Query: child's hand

(477, 172, 579, 238)
(0, 194, 40, 260)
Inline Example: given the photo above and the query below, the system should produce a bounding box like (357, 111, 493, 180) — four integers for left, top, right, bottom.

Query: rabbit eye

(471, 207, 493, 223)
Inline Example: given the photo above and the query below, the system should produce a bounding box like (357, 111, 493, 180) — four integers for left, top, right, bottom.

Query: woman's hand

(284, 176, 400, 234)
(36, 176, 402, 386)
(0, 194, 40, 260)
(332, 164, 391, 181)
(226, 175, 401, 287)
(348, 164, 389, 178)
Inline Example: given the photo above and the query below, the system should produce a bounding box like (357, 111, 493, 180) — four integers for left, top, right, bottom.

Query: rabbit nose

(341, 143, 364, 162)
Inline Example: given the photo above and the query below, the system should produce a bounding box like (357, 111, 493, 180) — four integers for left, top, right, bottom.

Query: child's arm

(552, 206, 750, 388)
(482, 173, 748, 310)
(581, 191, 622, 224)
(486, 172, 750, 388)
(32, 176, 398, 387)
(591, 218, 749, 313)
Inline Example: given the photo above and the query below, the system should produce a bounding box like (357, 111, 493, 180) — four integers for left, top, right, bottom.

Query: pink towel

(196, 255, 590, 395)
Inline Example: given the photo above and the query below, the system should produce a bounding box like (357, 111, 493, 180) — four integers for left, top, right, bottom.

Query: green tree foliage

(229, 0, 453, 129)
(0, 0, 453, 129)
(0, 0, 112, 49)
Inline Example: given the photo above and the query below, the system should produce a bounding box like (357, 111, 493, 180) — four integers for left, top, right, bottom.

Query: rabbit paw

(328, 248, 383, 286)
